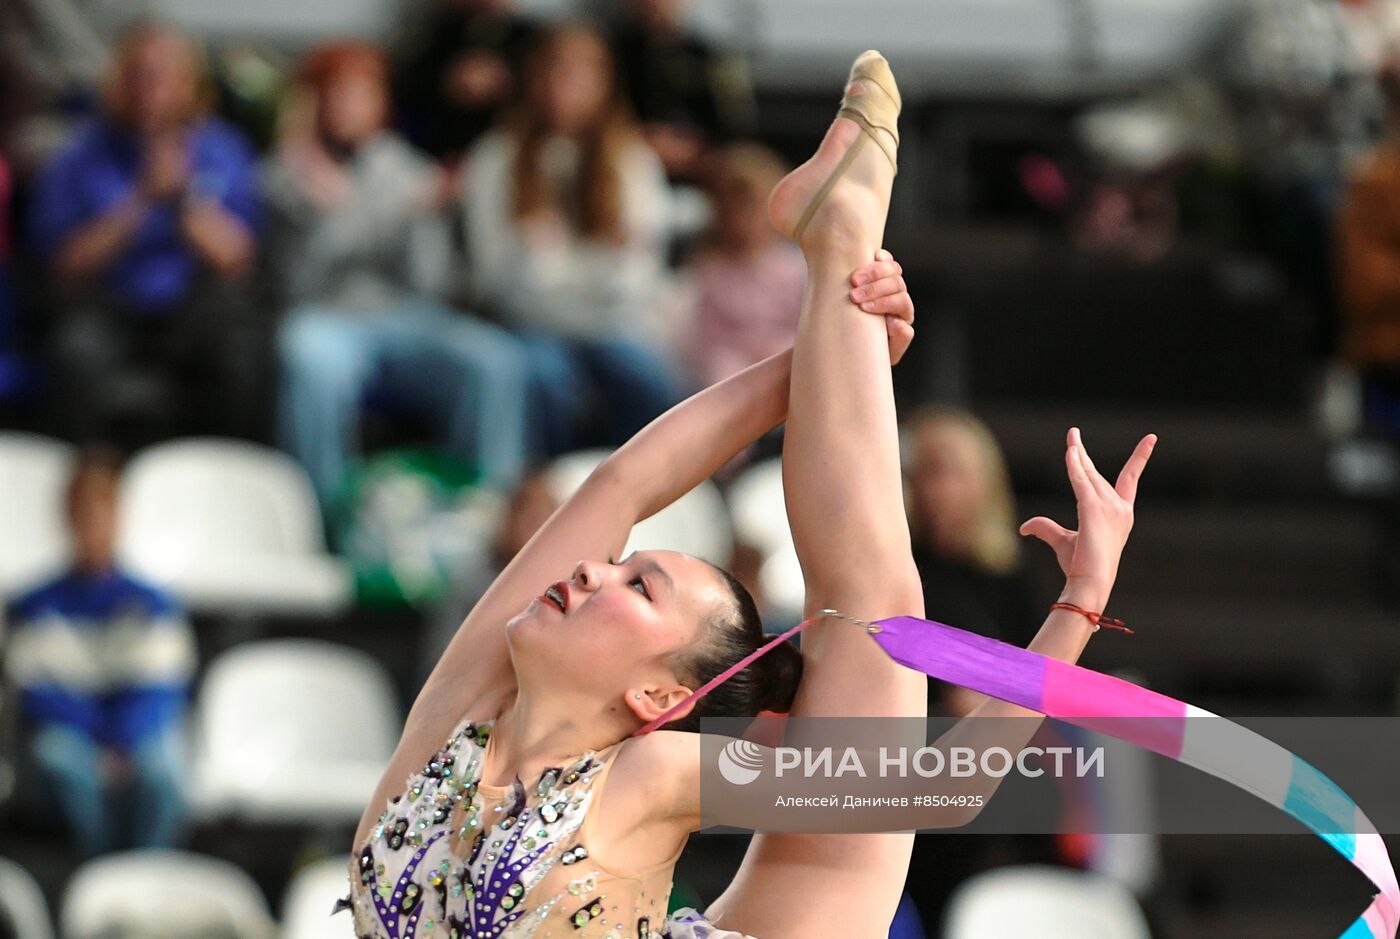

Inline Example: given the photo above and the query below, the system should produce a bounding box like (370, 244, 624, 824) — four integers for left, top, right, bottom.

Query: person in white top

(463, 23, 682, 457)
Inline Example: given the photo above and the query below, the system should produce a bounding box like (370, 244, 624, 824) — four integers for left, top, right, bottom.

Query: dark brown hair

(665, 564, 803, 732)
(509, 24, 638, 242)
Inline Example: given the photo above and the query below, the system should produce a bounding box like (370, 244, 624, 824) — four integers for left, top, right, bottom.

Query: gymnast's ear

(624, 684, 695, 724)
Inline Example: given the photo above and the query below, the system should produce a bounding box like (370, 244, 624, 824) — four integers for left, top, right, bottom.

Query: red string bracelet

(1050, 601, 1133, 635)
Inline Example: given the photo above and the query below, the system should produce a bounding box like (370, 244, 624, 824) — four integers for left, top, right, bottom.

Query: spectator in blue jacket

(28, 21, 266, 446)
(4, 447, 197, 857)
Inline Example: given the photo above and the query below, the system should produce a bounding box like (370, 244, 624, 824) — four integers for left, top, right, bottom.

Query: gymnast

(346, 50, 1154, 939)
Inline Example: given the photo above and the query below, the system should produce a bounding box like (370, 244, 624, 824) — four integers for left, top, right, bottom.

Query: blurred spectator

(0, 0, 151, 172)
(464, 24, 682, 457)
(1229, 0, 1400, 177)
(0, 155, 29, 407)
(612, 0, 755, 182)
(1225, 0, 1400, 360)
(394, 0, 539, 162)
(903, 408, 1039, 713)
(28, 22, 265, 447)
(901, 409, 1064, 932)
(1337, 58, 1400, 433)
(681, 143, 803, 389)
(3, 447, 196, 858)
(265, 41, 527, 503)
(1069, 101, 1193, 264)
(1071, 170, 1182, 264)
(0, 154, 9, 262)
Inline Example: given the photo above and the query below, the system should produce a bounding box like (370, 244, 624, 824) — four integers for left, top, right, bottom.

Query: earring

(633, 693, 642, 700)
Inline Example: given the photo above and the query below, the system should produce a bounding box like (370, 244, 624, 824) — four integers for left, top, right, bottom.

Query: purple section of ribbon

(872, 616, 1047, 711)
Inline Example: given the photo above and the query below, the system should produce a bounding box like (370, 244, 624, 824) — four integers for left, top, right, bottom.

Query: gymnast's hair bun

(756, 638, 803, 715)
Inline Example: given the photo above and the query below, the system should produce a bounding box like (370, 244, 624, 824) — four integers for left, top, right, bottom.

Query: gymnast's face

(506, 550, 728, 701)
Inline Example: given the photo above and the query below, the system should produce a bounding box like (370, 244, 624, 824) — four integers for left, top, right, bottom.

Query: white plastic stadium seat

(726, 459, 789, 557)
(943, 865, 1152, 939)
(191, 640, 399, 824)
(61, 849, 275, 939)
(0, 857, 55, 939)
(756, 547, 806, 623)
(546, 450, 733, 565)
(116, 439, 351, 615)
(282, 858, 356, 939)
(0, 433, 74, 596)
(727, 459, 805, 617)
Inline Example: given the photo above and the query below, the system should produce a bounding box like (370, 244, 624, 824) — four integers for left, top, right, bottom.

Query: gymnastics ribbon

(868, 614, 1399, 939)
(636, 611, 1398, 936)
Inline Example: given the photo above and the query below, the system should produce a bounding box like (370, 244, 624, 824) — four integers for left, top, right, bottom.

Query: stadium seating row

(0, 851, 1152, 939)
(0, 434, 805, 621)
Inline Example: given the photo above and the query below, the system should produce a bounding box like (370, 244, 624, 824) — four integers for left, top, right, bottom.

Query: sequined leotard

(346, 717, 682, 939)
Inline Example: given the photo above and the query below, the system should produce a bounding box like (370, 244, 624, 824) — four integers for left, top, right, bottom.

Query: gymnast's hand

(850, 248, 915, 364)
(1019, 427, 1157, 594)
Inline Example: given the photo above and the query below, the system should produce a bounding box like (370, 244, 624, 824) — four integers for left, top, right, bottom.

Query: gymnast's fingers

(857, 271, 909, 300)
(1065, 434, 1096, 503)
(852, 276, 907, 310)
(887, 317, 914, 364)
(1114, 433, 1158, 504)
(851, 257, 903, 288)
(1019, 515, 1073, 546)
(1071, 427, 1117, 501)
(860, 289, 913, 321)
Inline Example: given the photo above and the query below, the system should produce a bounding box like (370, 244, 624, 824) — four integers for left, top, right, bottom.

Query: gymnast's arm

(374, 356, 788, 782)
(920, 427, 1156, 819)
(415, 359, 788, 707)
(414, 254, 912, 724)
(623, 430, 1155, 837)
(352, 260, 914, 847)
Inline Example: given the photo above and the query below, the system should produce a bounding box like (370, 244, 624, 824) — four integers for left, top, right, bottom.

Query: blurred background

(1, 0, 1399, 936)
